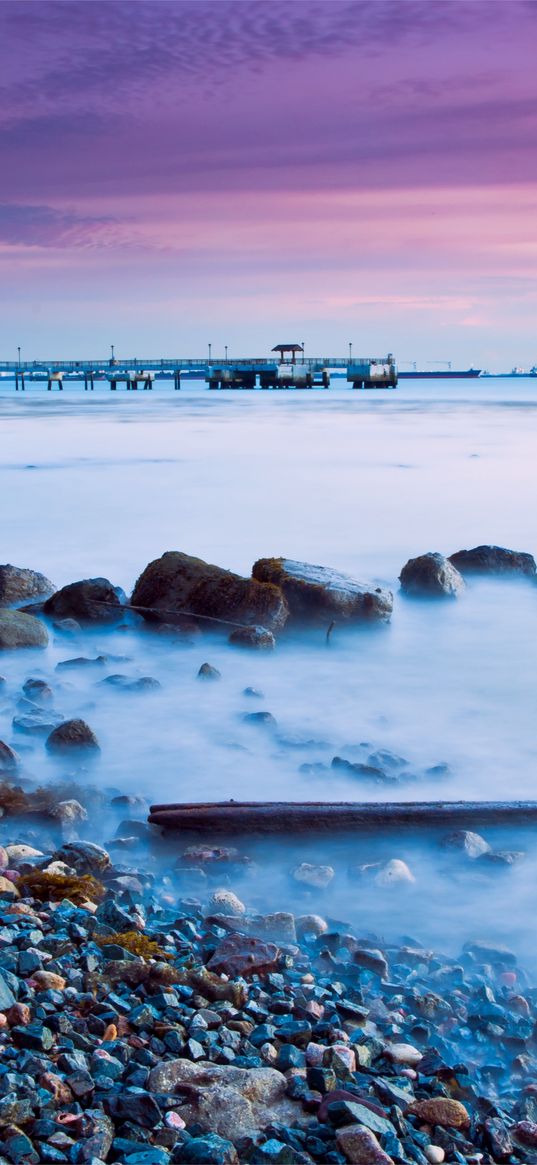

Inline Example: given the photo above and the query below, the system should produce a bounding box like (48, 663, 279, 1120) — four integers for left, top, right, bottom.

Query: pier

(1, 344, 397, 391)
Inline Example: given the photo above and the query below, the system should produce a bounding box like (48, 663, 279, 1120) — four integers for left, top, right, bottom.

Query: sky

(0, 0, 536, 367)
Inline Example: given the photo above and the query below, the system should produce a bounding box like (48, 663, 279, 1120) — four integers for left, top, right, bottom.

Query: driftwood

(148, 799, 537, 834)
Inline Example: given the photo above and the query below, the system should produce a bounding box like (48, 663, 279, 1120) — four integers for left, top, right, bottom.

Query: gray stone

(147, 1059, 302, 1139)
(46, 718, 100, 753)
(0, 610, 49, 649)
(252, 556, 393, 624)
(44, 577, 124, 624)
(449, 544, 536, 577)
(0, 563, 54, 606)
(399, 552, 464, 598)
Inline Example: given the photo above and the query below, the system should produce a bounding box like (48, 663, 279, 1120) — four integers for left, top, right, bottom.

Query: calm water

(2, 376, 537, 957)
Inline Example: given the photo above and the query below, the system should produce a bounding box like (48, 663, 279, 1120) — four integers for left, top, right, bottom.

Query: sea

(2, 375, 537, 960)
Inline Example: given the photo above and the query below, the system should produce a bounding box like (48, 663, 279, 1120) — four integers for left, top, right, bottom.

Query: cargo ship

(398, 367, 481, 379)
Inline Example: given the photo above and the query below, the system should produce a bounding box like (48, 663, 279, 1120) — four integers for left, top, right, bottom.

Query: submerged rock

(292, 862, 335, 889)
(0, 563, 54, 606)
(0, 610, 49, 649)
(46, 718, 100, 753)
(442, 829, 491, 859)
(132, 550, 289, 633)
(198, 662, 221, 680)
(229, 625, 276, 649)
(0, 740, 19, 773)
(399, 552, 464, 598)
(43, 577, 124, 624)
(252, 556, 393, 624)
(449, 544, 537, 577)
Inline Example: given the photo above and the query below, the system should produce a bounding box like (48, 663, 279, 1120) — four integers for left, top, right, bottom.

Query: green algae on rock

(132, 550, 289, 633)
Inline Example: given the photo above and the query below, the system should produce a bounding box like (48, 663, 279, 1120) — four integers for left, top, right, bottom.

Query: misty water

(2, 377, 537, 963)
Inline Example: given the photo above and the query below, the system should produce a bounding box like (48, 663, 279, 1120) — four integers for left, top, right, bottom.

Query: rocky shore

(1, 545, 537, 1163)
(1, 826, 537, 1165)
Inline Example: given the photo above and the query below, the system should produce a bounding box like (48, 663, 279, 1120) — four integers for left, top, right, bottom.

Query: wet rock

(425, 1150, 445, 1164)
(0, 563, 54, 606)
(132, 550, 289, 633)
(408, 1098, 470, 1128)
(336, 1124, 395, 1164)
(198, 662, 221, 680)
(208, 932, 280, 977)
(13, 710, 63, 736)
(174, 1134, 238, 1164)
(46, 718, 100, 753)
(295, 914, 328, 939)
(357, 858, 415, 887)
(52, 839, 111, 873)
(514, 1120, 537, 1147)
(105, 1090, 162, 1127)
(252, 556, 393, 624)
(6, 843, 44, 862)
(209, 888, 246, 915)
(0, 741, 19, 773)
(148, 1059, 302, 1140)
(229, 625, 276, 649)
(332, 756, 395, 785)
(53, 616, 81, 634)
(352, 947, 388, 978)
(49, 799, 88, 823)
(22, 677, 54, 703)
(291, 862, 334, 889)
(56, 655, 108, 671)
(477, 848, 525, 867)
(243, 711, 277, 727)
(464, 939, 516, 965)
(99, 673, 161, 692)
(0, 969, 16, 1009)
(399, 552, 464, 598)
(483, 1117, 513, 1160)
(31, 969, 66, 991)
(385, 1042, 423, 1066)
(442, 830, 491, 859)
(43, 577, 124, 624)
(0, 609, 49, 649)
(0, 874, 19, 896)
(449, 544, 537, 577)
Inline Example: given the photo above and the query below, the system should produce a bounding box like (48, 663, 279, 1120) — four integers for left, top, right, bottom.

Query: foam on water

(1, 378, 537, 957)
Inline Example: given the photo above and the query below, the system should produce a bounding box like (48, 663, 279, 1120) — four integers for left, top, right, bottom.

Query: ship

(398, 366, 481, 379)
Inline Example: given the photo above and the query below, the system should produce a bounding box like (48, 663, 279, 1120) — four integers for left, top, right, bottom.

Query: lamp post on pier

(349, 342, 352, 363)
(208, 343, 212, 364)
(17, 346, 21, 367)
(225, 345, 228, 362)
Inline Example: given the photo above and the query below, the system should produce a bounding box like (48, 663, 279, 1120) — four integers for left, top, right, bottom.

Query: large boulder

(399, 552, 464, 598)
(147, 1059, 302, 1140)
(252, 557, 393, 624)
(131, 551, 289, 633)
(46, 718, 100, 753)
(0, 564, 54, 606)
(0, 610, 49, 649)
(449, 544, 536, 577)
(43, 578, 124, 624)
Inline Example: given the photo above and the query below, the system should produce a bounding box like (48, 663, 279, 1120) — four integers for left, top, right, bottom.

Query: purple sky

(1, 0, 536, 366)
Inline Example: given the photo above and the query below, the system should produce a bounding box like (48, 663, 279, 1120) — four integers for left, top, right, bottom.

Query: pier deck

(0, 353, 397, 391)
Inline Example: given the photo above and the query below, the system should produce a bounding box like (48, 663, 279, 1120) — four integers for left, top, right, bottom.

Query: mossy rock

(252, 557, 393, 625)
(0, 610, 49, 649)
(132, 551, 289, 633)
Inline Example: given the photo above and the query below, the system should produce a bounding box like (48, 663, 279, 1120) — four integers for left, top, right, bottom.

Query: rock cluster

(0, 829, 535, 1164)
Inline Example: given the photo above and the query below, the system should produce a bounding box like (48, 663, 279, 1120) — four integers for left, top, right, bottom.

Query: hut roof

(271, 343, 304, 353)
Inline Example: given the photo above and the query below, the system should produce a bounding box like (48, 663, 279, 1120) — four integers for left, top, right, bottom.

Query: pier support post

(174, 371, 181, 390)
(111, 379, 117, 391)
(47, 378, 52, 391)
